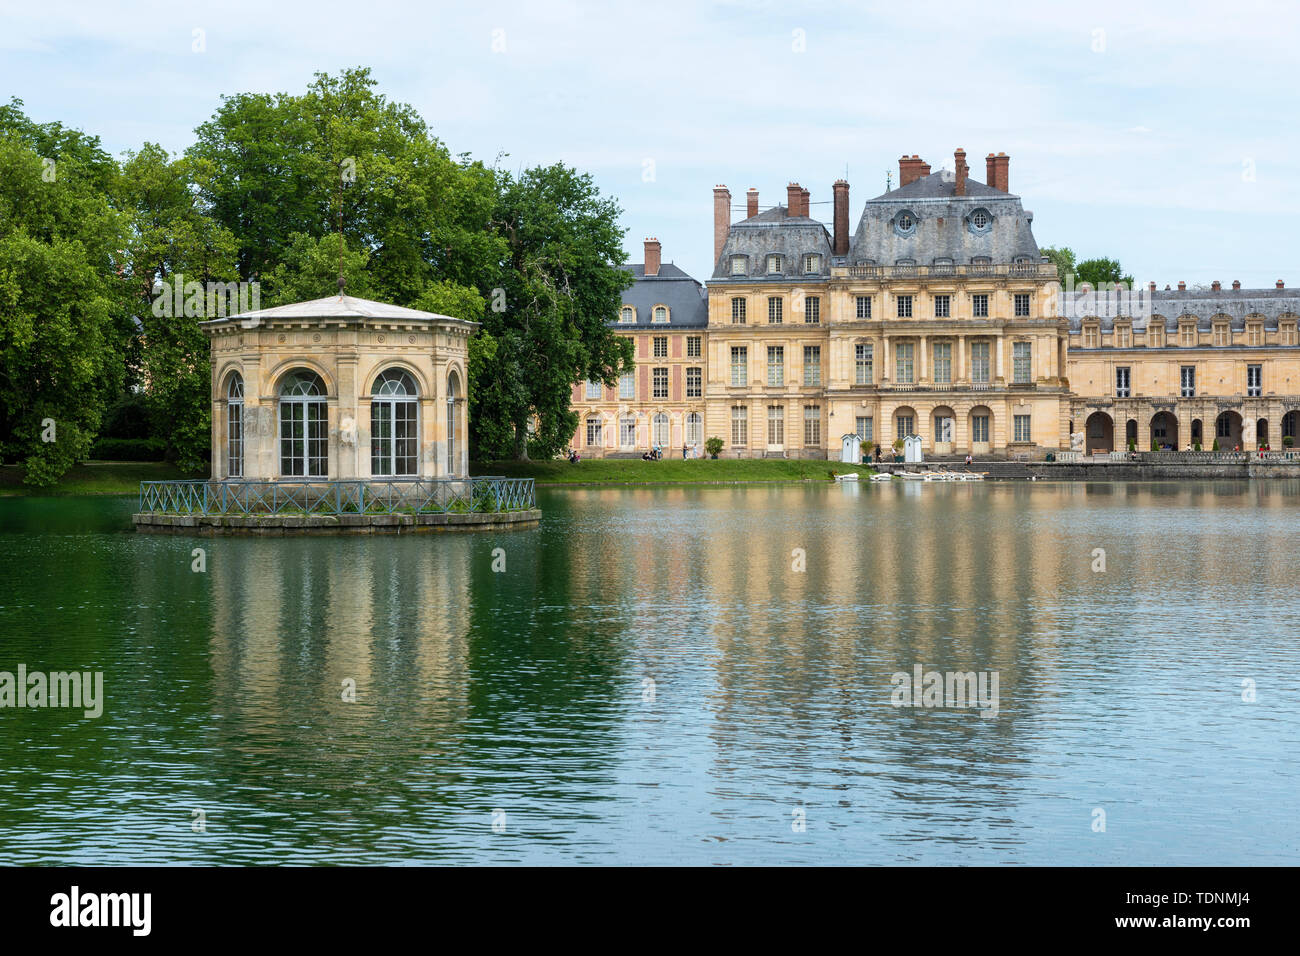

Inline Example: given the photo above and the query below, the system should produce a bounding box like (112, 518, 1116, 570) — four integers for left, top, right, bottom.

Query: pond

(1, 481, 1297, 864)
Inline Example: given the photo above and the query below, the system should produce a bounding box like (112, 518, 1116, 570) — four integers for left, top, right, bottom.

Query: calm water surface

(1, 481, 1298, 865)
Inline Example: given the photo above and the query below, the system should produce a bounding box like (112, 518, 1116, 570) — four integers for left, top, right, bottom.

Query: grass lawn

(0, 461, 195, 496)
(472, 457, 873, 484)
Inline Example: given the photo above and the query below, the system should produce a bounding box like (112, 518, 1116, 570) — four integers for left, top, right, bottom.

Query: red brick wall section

(672, 365, 681, 401)
(832, 180, 849, 256)
(713, 186, 731, 262)
(747, 188, 758, 218)
(644, 238, 661, 277)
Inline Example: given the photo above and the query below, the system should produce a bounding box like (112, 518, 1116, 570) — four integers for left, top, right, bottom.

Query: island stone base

(133, 510, 542, 535)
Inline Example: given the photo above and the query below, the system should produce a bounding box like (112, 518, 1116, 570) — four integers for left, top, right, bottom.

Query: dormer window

(766, 254, 783, 274)
(894, 212, 917, 237)
(653, 305, 669, 324)
(620, 306, 635, 324)
(971, 210, 990, 230)
(803, 254, 820, 273)
(729, 255, 748, 276)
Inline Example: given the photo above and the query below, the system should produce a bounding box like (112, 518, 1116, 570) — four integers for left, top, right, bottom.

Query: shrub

(1285, 436, 1295, 448)
(1212, 438, 1220, 451)
(87, 437, 167, 461)
(704, 436, 724, 459)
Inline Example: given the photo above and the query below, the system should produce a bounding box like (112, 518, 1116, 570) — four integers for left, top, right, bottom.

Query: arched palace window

(447, 370, 463, 473)
(226, 372, 244, 478)
(279, 369, 328, 477)
(371, 368, 420, 477)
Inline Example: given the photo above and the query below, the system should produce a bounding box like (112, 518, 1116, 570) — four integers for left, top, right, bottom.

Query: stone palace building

(570, 149, 1300, 459)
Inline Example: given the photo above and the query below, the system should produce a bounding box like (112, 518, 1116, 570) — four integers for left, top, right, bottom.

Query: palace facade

(571, 149, 1300, 459)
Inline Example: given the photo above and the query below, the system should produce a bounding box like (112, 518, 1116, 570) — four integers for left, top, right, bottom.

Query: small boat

(834, 472, 859, 482)
(869, 473, 893, 482)
(897, 472, 926, 481)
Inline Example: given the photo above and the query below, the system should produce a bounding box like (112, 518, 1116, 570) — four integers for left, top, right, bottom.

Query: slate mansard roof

(850, 168, 1040, 267)
(1064, 287, 1300, 333)
(711, 205, 834, 281)
(616, 262, 708, 328)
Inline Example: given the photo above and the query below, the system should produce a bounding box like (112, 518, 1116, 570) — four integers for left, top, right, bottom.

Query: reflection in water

(0, 483, 1298, 864)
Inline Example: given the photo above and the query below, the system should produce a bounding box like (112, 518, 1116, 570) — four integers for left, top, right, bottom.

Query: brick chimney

(1232, 280, 1241, 290)
(800, 187, 810, 218)
(1211, 280, 1221, 291)
(1178, 281, 1186, 291)
(986, 152, 1010, 192)
(954, 148, 968, 197)
(644, 238, 661, 277)
(832, 179, 850, 256)
(899, 155, 927, 188)
(1278, 280, 1286, 289)
(1149, 281, 1156, 292)
(787, 183, 802, 217)
(747, 188, 758, 219)
(713, 185, 731, 262)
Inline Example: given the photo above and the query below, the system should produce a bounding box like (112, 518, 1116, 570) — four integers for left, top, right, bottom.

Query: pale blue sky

(3, 0, 1296, 287)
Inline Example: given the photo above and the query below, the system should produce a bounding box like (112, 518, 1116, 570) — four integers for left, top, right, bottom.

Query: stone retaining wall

(133, 509, 542, 535)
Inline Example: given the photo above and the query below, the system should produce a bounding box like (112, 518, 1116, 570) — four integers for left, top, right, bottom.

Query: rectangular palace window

(803, 405, 821, 446)
(895, 342, 914, 383)
(731, 406, 748, 445)
(803, 346, 821, 386)
(897, 295, 913, 318)
(730, 347, 748, 386)
(855, 343, 873, 385)
(856, 296, 872, 319)
(971, 341, 990, 383)
(855, 416, 873, 442)
(1013, 341, 1031, 383)
(686, 366, 702, 398)
(1014, 414, 1031, 442)
(653, 367, 668, 399)
(932, 342, 951, 383)
(934, 295, 950, 318)
(767, 346, 784, 386)
(973, 294, 988, 317)
(768, 297, 783, 324)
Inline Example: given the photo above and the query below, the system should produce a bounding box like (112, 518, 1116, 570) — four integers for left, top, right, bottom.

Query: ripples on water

(0, 483, 1297, 864)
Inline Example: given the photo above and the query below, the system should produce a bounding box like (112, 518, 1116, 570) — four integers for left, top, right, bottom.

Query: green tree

(1040, 245, 1134, 288)
(121, 143, 239, 471)
(1075, 257, 1134, 288)
(0, 101, 131, 485)
(475, 164, 634, 460)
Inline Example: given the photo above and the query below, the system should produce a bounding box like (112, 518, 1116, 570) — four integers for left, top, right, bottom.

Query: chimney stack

(747, 188, 758, 219)
(1178, 281, 1186, 291)
(644, 238, 661, 277)
(832, 179, 850, 256)
(954, 148, 968, 197)
(1278, 280, 1286, 289)
(1211, 280, 1221, 291)
(899, 155, 927, 188)
(787, 183, 802, 217)
(986, 152, 1010, 192)
(713, 185, 731, 263)
(1149, 281, 1157, 292)
(1232, 280, 1241, 290)
(800, 187, 810, 218)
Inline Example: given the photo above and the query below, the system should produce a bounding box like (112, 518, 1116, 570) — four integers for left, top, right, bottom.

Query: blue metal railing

(138, 477, 535, 516)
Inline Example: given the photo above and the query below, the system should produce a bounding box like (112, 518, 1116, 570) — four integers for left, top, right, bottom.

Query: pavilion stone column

(241, 354, 274, 480)
(420, 395, 438, 478)
(881, 333, 891, 383)
(957, 335, 966, 382)
(335, 354, 359, 479)
(918, 335, 928, 382)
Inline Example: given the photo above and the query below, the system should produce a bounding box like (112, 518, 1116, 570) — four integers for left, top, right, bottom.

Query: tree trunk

(513, 419, 530, 461)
